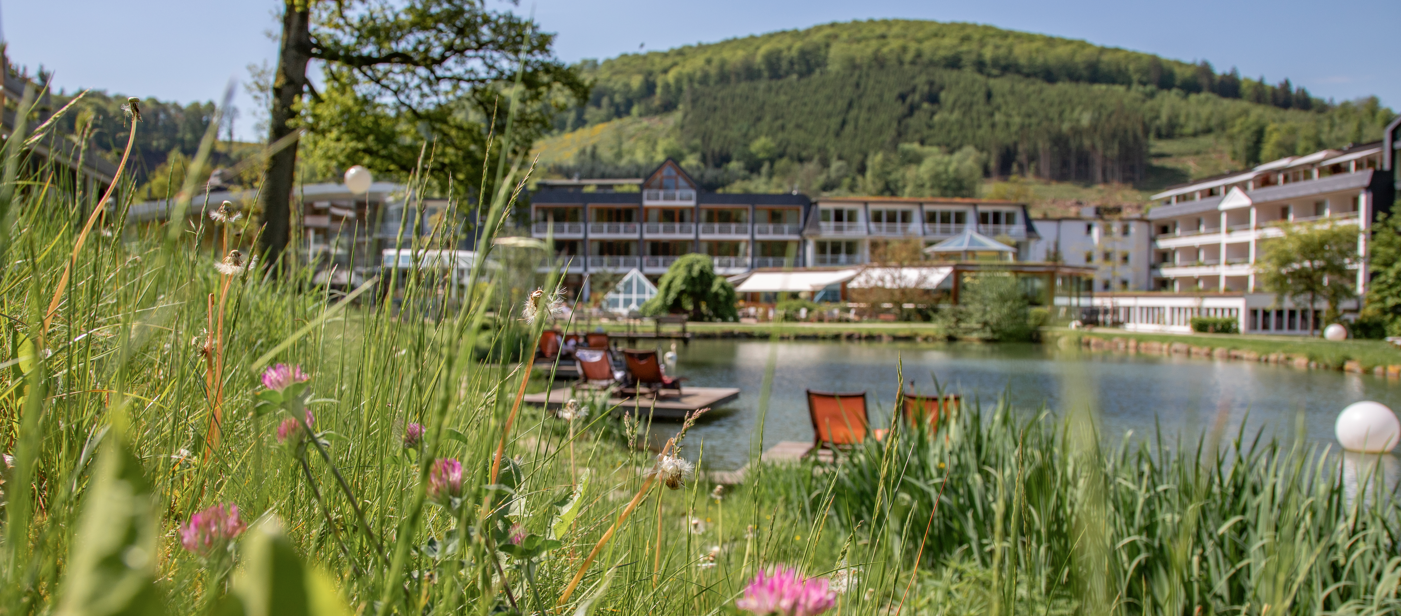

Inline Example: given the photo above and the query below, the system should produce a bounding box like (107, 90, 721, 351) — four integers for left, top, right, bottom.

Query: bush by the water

(641, 253, 738, 321)
(1189, 316, 1239, 333)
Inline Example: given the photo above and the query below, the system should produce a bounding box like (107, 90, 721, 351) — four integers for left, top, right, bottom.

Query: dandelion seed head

(209, 200, 242, 224)
(711, 485, 726, 501)
(558, 399, 587, 422)
(656, 454, 693, 490)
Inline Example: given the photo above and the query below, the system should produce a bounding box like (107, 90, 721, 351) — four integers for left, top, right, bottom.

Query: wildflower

(699, 545, 721, 569)
(745, 525, 757, 539)
(558, 399, 587, 422)
(209, 200, 242, 224)
(736, 566, 836, 616)
(655, 454, 693, 490)
(403, 422, 424, 449)
(276, 411, 315, 446)
(261, 363, 310, 392)
(829, 563, 860, 595)
(711, 485, 726, 501)
(179, 503, 246, 555)
(214, 250, 252, 276)
(509, 524, 526, 545)
(427, 458, 464, 505)
(687, 516, 707, 535)
(122, 97, 142, 122)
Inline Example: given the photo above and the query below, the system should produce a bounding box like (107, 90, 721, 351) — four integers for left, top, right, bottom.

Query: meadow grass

(1, 95, 1399, 616)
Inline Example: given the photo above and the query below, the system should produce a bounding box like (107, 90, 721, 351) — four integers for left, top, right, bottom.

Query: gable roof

(642, 158, 698, 190)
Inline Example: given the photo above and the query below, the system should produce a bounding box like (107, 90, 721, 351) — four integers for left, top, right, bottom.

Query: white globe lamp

(1323, 323, 1348, 341)
(344, 165, 373, 195)
(1335, 401, 1401, 453)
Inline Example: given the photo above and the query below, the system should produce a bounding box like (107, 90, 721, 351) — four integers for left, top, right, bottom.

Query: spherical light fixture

(1335, 401, 1401, 453)
(344, 165, 373, 195)
(1323, 323, 1348, 341)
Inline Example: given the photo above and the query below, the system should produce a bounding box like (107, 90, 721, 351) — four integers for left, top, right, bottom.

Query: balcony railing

(711, 256, 749, 269)
(976, 223, 1026, 238)
(642, 189, 696, 203)
(643, 222, 694, 236)
(531, 221, 585, 236)
(587, 222, 639, 235)
(1226, 223, 1253, 232)
(643, 255, 679, 270)
(753, 223, 801, 236)
(536, 256, 580, 271)
(753, 256, 797, 269)
(814, 254, 863, 266)
(1225, 257, 1251, 265)
(819, 221, 865, 235)
(923, 222, 967, 236)
(590, 256, 640, 270)
(1173, 227, 1219, 237)
(699, 222, 749, 236)
(868, 222, 920, 236)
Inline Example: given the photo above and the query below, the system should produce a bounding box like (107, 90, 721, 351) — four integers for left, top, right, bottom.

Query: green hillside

(540, 19, 1395, 205)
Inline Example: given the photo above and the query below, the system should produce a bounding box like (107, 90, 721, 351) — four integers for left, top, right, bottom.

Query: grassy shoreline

(1052, 327, 1401, 372)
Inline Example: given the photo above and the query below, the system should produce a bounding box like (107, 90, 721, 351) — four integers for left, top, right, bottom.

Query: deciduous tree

(1257, 222, 1358, 334)
(641, 254, 738, 322)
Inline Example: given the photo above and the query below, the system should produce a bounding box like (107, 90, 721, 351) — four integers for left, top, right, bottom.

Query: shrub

(1190, 316, 1239, 333)
(641, 254, 738, 321)
(774, 298, 821, 321)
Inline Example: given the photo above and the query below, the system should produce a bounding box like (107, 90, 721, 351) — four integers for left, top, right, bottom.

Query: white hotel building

(1089, 128, 1399, 335)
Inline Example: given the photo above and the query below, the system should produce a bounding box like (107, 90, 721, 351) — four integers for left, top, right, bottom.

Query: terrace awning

(734, 270, 858, 293)
(846, 266, 954, 289)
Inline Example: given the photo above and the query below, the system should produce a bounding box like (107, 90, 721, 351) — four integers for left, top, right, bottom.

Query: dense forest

(546, 19, 1396, 196)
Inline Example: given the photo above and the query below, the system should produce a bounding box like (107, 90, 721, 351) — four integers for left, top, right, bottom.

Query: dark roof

(643, 158, 698, 189)
(531, 189, 640, 205)
(698, 192, 809, 205)
(1147, 171, 1376, 220)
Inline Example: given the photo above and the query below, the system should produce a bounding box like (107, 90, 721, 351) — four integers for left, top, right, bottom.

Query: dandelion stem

(299, 453, 364, 576)
(300, 418, 388, 565)
(491, 349, 536, 484)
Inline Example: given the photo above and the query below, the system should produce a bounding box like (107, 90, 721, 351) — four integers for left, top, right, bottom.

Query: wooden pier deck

(521, 386, 740, 420)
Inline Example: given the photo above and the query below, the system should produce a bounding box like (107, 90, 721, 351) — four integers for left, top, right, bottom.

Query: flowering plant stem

(299, 418, 387, 565)
(558, 438, 674, 608)
(298, 453, 363, 576)
(491, 350, 535, 484)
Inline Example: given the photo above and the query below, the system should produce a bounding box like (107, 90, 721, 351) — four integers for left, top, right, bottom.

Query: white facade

(1028, 216, 1152, 291)
(1089, 293, 1356, 336)
(1146, 145, 1385, 294)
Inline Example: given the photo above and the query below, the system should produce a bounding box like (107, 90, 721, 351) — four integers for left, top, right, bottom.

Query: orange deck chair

(585, 332, 610, 349)
(574, 349, 616, 389)
(538, 329, 563, 360)
(901, 391, 961, 432)
(804, 390, 887, 457)
(622, 349, 685, 397)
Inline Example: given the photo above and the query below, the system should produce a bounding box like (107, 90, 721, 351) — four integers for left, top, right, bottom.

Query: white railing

(536, 256, 579, 271)
(590, 256, 640, 270)
(753, 223, 801, 236)
(588, 222, 639, 235)
(976, 223, 1026, 238)
(753, 256, 796, 268)
(814, 254, 863, 266)
(643, 222, 694, 236)
(642, 255, 679, 270)
(642, 189, 697, 203)
(1226, 223, 1253, 232)
(700, 222, 749, 236)
(868, 222, 919, 236)
(711, 256, 749, 269)
(819, 222, 865, 235)
(923, 222, 967, 236)
(531, 222, 585, 235)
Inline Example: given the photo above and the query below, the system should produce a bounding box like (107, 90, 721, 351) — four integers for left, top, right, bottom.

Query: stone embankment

(1072, 333, 1401, 379)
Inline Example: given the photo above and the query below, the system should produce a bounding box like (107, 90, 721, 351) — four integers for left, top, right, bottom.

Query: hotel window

(1103, 280, 1112, 291)
(1119, 279, 1129, 290)
(926, 210, 967, 225)
(820, 208, 859, 223)
(1121, 253, 1130, 265)
(1281, 204, 1292, 220)
(1122, 223, 1132, 236)
(1103, 251, 1113, 262)
(979, 210, 1017, 226)
(1086, 223, 1094, 235)
(1084, 251, 1095, 263)
(1314, 201, 1327, 217)
(870, 209, 913, 224)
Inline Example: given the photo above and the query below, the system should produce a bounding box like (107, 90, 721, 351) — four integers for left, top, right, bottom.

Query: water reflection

(633, 339, 1401, 471)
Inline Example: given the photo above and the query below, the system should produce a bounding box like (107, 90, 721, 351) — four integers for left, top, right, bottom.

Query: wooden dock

(521, 386, 740, 420)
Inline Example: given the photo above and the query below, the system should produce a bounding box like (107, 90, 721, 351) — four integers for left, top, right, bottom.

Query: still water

(636, 339, 1401, 471)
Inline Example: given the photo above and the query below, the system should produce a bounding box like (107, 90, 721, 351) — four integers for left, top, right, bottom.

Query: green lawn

(1056, 327, 1401, 371)
(586, 319, 949, 339)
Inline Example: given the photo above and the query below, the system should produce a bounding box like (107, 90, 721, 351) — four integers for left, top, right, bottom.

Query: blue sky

(4, 0, 1397, 141)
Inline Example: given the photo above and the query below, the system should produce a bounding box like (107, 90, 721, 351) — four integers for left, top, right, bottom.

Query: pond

(632, 339, 1401, 472)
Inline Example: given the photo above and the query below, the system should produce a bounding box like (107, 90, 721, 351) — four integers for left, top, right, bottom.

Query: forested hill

(545, 20, 1394, 199)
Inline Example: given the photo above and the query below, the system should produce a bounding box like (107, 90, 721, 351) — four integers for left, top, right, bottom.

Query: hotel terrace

(528, 160, 1041, 298)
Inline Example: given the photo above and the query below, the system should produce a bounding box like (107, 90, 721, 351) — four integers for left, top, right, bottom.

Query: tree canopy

(641, 255, 738, 322)
(1257, 222, 1359, 332)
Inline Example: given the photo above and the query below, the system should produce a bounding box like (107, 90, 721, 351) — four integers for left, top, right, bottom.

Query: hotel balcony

(643, 222, 695, 237)
(711, 255, 751, 273)
(976, 223, 1026, 238)
(868, 222, 922, 236)
(531, 221, 585, 237)
(535, 255, 583, 273)
(642, 255, 680, 271)
(590, 255, 640, 271)
(922, 222, 968, 237)
(753, 223, 802, 237)
(818, 221, 866, 236)
(587, 222, 640, 237)
(642, 189, 696, 205)
(754, 256, 799, 269)
(814, 254, 864, 266)
(699, 222, 750, 237)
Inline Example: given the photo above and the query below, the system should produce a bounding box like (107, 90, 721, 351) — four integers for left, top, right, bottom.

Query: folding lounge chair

(585, 332, 610, 349)
(574, 349, 617, 390)
(538, 329, 563, 360)
(621, 349, 685, 397)
(804, 390, 887, 458)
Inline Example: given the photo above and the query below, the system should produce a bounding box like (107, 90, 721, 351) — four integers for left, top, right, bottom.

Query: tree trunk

(257, 2, 312, 269)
